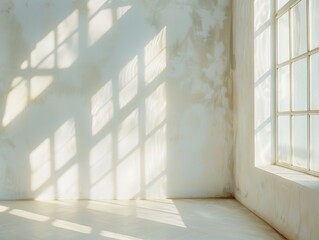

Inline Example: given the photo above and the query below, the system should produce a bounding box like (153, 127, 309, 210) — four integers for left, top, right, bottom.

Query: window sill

(257, 165, 319, 191)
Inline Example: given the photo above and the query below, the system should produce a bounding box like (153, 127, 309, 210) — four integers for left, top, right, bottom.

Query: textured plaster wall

(0, 0, 232, 200)
(233, 0, 319, 239)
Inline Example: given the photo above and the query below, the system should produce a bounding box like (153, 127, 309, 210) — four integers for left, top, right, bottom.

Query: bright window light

(276, 0, 319, 175)
(52, 219, 92, 234)
(9, 209, 50, 222)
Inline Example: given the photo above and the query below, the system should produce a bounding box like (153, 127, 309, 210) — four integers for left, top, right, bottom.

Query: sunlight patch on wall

(89, 8, 113, 46)
(54, 119, 77, 171)
(254, 27, 271, 81)
(117, 149, 140, 199)
(255, 118, 271, 166)
(56, 10, 79, 69)
(57, 164, 79, 199)
(144, 125, 167, 198)
(20, 60, 28, 70)
(145, 82, 166, 135)
(31, 31, 55, 69)
(30, 76, 54, 99)
(144, 27, 167, 84)
(57, 10, 78, 45)
(52, 219, 92, 234)
(91, 81, 113, 136)
(2, 79, 28, 127)
(89, 134, 113, 199)
(11, 77, 23, 87)
(35, 186, 54, 200)
(57, 32, 78, 68)
(255, 76, 271, 129)
(30, 138, 51, 192)
(88, 0, 108, 17)
(117, 5, 131, 20)
(100, 230, 142, 240)
(119, 56, 138, 108)
(254, 0, 273, 166)
(118, 110, 138, 160)
(9, 209, 50, 222)
(117, 110, 140, 198)
(144, 82, 167, 198)
(254, 0, 270, 31)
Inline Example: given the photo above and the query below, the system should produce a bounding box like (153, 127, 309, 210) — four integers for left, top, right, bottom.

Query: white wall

(0, 0, 233, 200)
(233, 0, 319, 239)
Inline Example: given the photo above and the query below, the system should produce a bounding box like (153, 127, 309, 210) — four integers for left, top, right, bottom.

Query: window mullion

(275, 0, 317, 174)
(275, 0, 279, 166)
(307, 0, 311, 171)
(289, 6, 293, 166)
(277, 0, 301, 17)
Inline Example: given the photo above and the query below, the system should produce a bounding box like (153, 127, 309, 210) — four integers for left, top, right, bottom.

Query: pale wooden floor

(0, 199, 285, 240)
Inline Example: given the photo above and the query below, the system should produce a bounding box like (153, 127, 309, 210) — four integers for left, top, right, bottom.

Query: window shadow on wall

(0, 0, 233, 200)
(254, 0, 275, 167)
(0, 0, 168, 200)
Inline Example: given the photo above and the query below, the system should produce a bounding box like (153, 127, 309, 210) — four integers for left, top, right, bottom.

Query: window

(276, 0, 319, 175)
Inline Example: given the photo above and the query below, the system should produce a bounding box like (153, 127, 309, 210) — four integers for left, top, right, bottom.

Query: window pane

(277, 0, 289, 10)
(278, 65, 290, 112)
(310, 0, 319, 50)
(277, 13, 290, 64)
(310, 115, 319, 171)
(291, 0, 307, 57)
(277, 116, 290, 163)
(310, 53, 319, 110)
(292, 115, 308, 168)
(292, 58, 307, 111)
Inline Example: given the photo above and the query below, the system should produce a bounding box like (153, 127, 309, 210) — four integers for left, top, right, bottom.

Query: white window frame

(275, 0, 319, 176)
